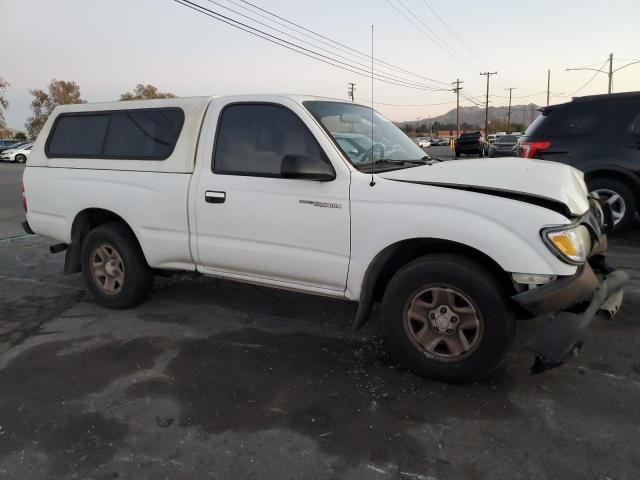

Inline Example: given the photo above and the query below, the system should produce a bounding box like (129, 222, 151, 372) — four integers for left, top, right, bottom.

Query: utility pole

(347, 82, 356, 101)
(480, 72, 498, 136)
(608, 53, 613, 94)
(546, 69, 551, 105)
(505, 87, 517, 133)
(451, 78, 464, 138)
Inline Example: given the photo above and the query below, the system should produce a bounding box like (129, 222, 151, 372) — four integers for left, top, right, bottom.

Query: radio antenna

(369, 24, 376, 187)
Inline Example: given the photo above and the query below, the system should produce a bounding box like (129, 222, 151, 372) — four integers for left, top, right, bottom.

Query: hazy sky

(2, 0, 639, 130)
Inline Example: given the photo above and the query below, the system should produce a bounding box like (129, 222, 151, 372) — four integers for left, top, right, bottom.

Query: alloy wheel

(593, 188, 626, 226)
(90, 243, 125, 295)
(403, 286, 483, 362)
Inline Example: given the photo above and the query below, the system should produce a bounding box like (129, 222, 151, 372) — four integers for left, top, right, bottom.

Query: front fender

(346, 176, 578, 302)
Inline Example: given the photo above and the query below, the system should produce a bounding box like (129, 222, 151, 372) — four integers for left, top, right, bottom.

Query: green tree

(26, 79, 85, 138)
(120, 84, 176, 101)
(510, 122, 525, 133)
(13, 131, 27, 140)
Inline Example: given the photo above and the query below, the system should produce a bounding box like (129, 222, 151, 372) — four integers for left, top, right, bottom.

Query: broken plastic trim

(525, 269, 628, 374)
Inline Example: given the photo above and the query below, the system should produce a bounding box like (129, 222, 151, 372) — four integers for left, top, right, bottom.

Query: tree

(26, 79, 85, 138)
(0, 77, 10, 138)
(13, 131, 27, 140)
(120, 84, 176, 101)
(510, 122, 525, 133)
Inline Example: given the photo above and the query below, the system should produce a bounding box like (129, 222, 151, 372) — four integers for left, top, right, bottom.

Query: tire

(15, 154, 26, 163)
(382, 254, 515, 384)
(81, 222, 153, 309)
(588, 178, 637, 232)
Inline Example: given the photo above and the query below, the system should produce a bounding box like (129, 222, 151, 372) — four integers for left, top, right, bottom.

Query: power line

(199, 0, 447, 91)
(417, 0, 484, 65)
(566, 57, 609, 96)
(355, 98, 457, 107)
(460, 91, 484, 107)
(173, 0, 448, 92)
(385, 0, 477, 71)
(232, 0, 451, 87)
(394, 0, 477, 69)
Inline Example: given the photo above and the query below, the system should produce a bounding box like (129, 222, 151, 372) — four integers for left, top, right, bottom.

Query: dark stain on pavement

(0, 293, 83, 354)
(0, 337, 164, 477)
(127, 328, 522, 469)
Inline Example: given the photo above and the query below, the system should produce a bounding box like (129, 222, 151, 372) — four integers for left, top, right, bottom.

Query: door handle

(205, 191, 226, 204)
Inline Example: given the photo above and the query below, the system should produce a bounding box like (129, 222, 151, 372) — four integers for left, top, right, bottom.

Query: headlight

(542, 225, 591, 264)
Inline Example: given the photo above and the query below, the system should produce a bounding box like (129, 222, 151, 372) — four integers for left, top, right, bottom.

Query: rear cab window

(46, 108, 185, 160)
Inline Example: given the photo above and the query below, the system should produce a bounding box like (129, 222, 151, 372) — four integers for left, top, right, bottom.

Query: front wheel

(382, 254, 515, 383)
(81, 222, 153, 309)
(15, 154, 26, 163)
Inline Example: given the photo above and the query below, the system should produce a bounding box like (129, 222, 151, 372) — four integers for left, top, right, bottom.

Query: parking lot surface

(1, 162, 640, 479)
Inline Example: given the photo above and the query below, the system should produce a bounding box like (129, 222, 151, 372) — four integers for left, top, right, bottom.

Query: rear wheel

(588, 178, 636, 232)
(382, 254, 515, 383)
(81, 222, 153, 309)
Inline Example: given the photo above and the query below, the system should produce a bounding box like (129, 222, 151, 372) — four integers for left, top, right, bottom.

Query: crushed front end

(512, 196, 628, 373)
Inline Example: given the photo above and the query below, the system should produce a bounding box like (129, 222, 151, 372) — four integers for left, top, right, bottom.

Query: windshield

(497, 135, 518, 143)
(304, 101, 426, 170)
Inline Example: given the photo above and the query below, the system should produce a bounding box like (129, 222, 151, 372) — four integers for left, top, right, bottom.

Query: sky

(1, 0, 640, 131)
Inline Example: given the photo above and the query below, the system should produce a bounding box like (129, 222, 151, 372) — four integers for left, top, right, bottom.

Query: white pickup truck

(22, 95, 627, 383)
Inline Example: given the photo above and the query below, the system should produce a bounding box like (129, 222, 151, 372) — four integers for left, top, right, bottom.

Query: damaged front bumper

(512, 256, 628, 373)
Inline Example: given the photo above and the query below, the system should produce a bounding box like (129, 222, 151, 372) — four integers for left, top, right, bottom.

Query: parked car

(415, 137, 431, 148)
(430, 137, 446, 146)
(0, 140, 30, 154)
(22, 95, 626, 383)
(486, 134, 498, 144)
(0, 139, 21, 153)
(489, 134, 520, 157)
(518, 91, 640, 231)
(1, 143, 33, 163)
(455, 132, 487, 157)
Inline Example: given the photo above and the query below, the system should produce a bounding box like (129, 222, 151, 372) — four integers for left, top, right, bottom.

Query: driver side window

(212, 104, 328, 177)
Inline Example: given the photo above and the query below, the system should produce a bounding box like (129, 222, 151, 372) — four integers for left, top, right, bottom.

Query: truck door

(190, 101, 351, 294)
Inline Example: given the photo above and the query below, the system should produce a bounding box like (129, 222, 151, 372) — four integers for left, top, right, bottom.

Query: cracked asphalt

(1, 161, 640, 479)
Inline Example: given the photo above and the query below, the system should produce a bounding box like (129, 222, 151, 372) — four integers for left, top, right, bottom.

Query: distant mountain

(398, 103, 542, 130)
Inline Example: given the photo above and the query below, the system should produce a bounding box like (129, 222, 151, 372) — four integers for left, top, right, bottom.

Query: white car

(1, 143, 33, 163)
(22, 95, 626, 383)
(415, 138, 431, 148)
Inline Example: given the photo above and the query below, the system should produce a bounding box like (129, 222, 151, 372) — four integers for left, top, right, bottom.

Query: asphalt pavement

(1, 161, 640, 480)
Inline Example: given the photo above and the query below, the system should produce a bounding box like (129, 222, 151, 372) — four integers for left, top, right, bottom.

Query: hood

(380, 157, 589, 216)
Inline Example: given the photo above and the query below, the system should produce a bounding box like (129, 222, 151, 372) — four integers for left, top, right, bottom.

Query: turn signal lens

(543, 226, 590, 264)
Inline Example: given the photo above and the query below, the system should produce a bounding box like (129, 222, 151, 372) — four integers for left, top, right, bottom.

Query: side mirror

(281, 154, 336, 181)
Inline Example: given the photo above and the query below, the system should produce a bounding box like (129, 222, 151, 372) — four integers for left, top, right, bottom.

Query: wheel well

(65, 208, 142, 274)
(584, 170, 640, 211)
(369, 239, 513, 303)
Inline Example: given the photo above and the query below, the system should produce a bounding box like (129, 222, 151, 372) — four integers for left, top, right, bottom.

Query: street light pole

(566, 53, 640, 95)
(546, 69, 551, 105)
(608, 53, 613, 94)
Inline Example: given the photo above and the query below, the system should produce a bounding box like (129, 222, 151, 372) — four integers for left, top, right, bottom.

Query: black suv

(455, 132, 487, 158)
(519, 92, 640, 230)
